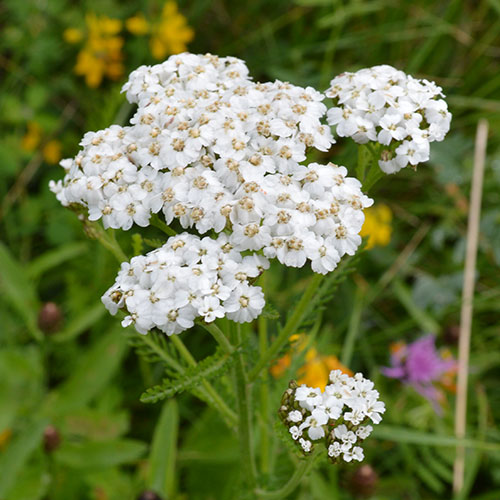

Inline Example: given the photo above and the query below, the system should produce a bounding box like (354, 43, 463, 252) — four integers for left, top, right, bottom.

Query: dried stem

(453, 119, 488, 493)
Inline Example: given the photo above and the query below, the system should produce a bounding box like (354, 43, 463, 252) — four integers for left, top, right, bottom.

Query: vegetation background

(1, 0, 499, 499)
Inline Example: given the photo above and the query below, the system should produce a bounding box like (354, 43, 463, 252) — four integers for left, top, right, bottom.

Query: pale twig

(453, 119, 488, 493)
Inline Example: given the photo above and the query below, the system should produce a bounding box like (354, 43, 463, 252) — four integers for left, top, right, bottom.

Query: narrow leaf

(149, 400, 179, 497)
(140, 348, 234, 404)
(0, 242, 42, 340)
(54, 439, 147, 468)
(0, 418, 48, 497)
(51, 302, 106, 343)
(373, 425, 500, 451)
(44, 329, 127, 416)
(27, 242, 88, 279)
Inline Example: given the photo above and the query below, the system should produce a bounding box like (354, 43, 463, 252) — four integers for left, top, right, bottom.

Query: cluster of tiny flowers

(102, 233, 268, 335)
(50, 52, 373, 273)
(279, 370, 385, 463)
(326, 65, 451, 174)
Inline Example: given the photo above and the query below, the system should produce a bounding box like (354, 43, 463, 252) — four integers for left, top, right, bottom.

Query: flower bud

(444, 324, 460, 345)
(43, 425, 61, 453)
(348, 464, 378, 498)
(38, 302, 63, 333)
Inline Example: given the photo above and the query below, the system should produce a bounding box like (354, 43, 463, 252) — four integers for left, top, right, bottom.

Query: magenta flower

(381, 335, 456, 413)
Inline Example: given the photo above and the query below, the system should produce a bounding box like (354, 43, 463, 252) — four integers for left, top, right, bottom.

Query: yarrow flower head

(102, 233, 268, 335)
(279, 370, 385, 463)
(326, 65, 451, 174)
(50, 52, 373, 276)
(381, 335, 456, 413)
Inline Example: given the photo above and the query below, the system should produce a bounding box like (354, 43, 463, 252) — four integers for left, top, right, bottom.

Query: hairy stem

(150, 214, 177, 237)
(196, 320, 234, 354)
(248, 273, 323, 382)
(169, 335, 238, 428)
(258, 274, 271, 476)
(254, 449, 321, 499)
(233, 323, 257, 488)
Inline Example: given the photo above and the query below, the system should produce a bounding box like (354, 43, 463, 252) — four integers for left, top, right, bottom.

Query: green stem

(248, 273, 323, 382)
(169, 335, 238, 428)
(150, 214, 177, 237)
(141, 333, 184, 372)
(258, 274, 271, 476)
(90, 223, 128, 263)
(196, 320, 234, 354)
(254, 449, 321, 499)
(340, 287, 365, 367)
(234, 323, 257, 488)
(356, 143, 369, 183)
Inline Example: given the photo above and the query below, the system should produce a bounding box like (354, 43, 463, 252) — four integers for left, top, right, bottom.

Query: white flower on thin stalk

(281, 371, 385, 464)
(295, 386, 323, 412)
(102, 233, 268, 335)
(326, 64, 451, 174)
(299, 408, 329, 440)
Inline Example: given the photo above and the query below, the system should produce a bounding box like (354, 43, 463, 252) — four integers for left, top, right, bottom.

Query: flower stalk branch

(248, 273, 323, 382)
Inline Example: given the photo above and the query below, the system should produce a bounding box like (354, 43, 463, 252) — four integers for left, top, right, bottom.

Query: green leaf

(393, 279, 441, 333)
(131, 233, 144, 256)
(0, 418, 48, 498)
(143, 237, 165, 249)
(61, 409, 129, 440)
(148, 400, 179, 497)
(83, 468, 134, 500)
(373, 425, 500, 451)
(415, 460, 445, 493)
(0, 242, 42, 340)
(51, 301, 107, 343)
(45, 329, 128, 416)
(54, 439, 147, 468)
(140, 348, 235, 404)
(5, 462, 50, 500)
(27, 242, 88, 279)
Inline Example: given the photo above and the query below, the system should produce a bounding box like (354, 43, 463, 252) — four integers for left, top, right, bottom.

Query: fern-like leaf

(140, 347, 236, 404)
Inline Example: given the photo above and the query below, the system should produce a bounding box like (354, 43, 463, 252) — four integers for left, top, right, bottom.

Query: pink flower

(381, 335, 456, 414)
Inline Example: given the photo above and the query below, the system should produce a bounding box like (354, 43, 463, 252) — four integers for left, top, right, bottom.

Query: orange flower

(0, 429, 12, 450)
(271, 334, 351, 390)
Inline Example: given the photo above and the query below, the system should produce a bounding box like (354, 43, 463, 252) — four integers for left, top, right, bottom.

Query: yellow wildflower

(298, 353, 352, 391)
(43, 140, 62, 164)
(63, 28, 84, 44)
(21, 122, 42, 151)
(149, 2, 194, 60)
(359, 204, 392, 250)
(126, 13, 150, 36)
(271, 334, 351, 390)
(70, 14, 124, 88)
(21, 122, 63, 163)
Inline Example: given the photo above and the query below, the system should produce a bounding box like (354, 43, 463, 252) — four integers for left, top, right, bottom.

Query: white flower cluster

(326, 65, 451, 174)
(279, 370, 385, 463)
(50, 53, 373, 274)
(102, 233, 268, 335)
